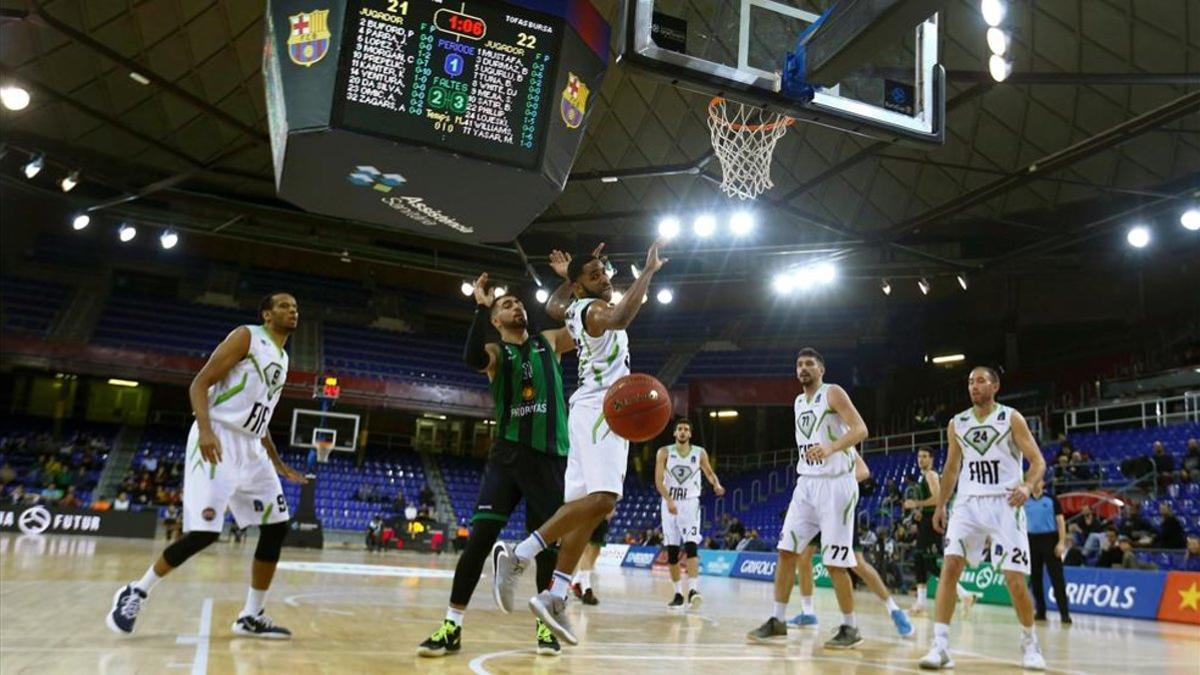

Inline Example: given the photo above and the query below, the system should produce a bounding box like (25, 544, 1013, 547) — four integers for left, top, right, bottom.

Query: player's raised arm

(655, 446, 676, 514)
(540, 327, 576, 356)
(189, 326, 251, 463)
(546, 244, 605, 323)
(1007, 411, 1046, 507)
(463, 273, 502, 378)
(584, 241, 666, 336)
(699, 448, 725, 496)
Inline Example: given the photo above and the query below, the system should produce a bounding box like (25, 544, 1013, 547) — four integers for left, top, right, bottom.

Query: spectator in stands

(1069, 504, 1108, 554)
(1118, 536, 1157, 570)
(393, 491, 407, 514)
(1050, 454, 1074, 492)
(1096, 529, 1123, 568)
(7, 484, 26, 505)
(703, 536, 721, 550)
(1152, 441, 1175, 488)
(112, 491, 131, 511)
(882, 479, 900, 510)
(0, 462, 15, 487)
(1119, 502, 1155, 545)
(1184, 536, 1200, 572)
(58, 486, 81, 509)
(1180, 469, 1196, 486)
(163, 504, 181, 541)
(419, 483, 435, 508)
(142, 454, 158, 473)
(356, 482, 372, 502)
(40, 482, 63, 505)
(1069, 451, 1095, 489)
(1183, 438, 1200, 474)
(738, 529, 772, 552)
(645, 527, 663, 546)
(1062, 537, 1084, 567)
(1154, 502, 1186, 549)
(404, 503, 418, 522)
(366, 515, 384, 552)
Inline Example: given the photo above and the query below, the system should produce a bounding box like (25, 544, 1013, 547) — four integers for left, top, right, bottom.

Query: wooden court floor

(1, 534, 1197, 674)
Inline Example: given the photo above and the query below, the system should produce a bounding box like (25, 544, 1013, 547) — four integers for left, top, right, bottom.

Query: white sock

(842, 613, 857, 628)
(914, 585, 926, 605)
(773, 602, 788, 621)
(934, 622, 950, 649)
(582, 571, 593, 591)
(673, 580, 682, 595)
(800, 595, 814, 615)
(572, 571, 584, 585)
(885, 597, 900, 613)
(514, 532, 547, 564)
(446, 607, 464, 625)
(1022, 626, 1036, 643)
(133, 566, 162, 594)
(956, 583, 972, 600)
(241, 587, 266, 618)
(549, 571, 571, 600)
(687, 577, 699, 593)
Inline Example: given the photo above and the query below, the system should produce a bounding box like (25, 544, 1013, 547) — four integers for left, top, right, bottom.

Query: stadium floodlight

(22, 153, 44, 179)
(630, 264, 641, 280)
(118, 223, 137, 242)
(535, 288, 549, 303)
(772, 271, 796, 294)
(1126, 225, 1150, 249)
(918, 278, 931, 295)
(988, 55, 1012, 82)
(0, 84, 30, 111)
(986, 27, 1009, 56)
(460, 281, 473, 296)
(730, 210, 754, 236)
(1181, 208, 1200, 232)
(159, 229, 179, 250)
(658, 216, 681, 240)
(812, 262, 837, 285)
(60, 171, 79, 192)
(880, 278, 892, 296)
(981, 0, 1006, 27)
(656, 288, 674, 304)
(693, 213, 716, 238)
(931, 353, 966, 365)
(71, 213, 90, 231)
(957, 273, 969, 291)
(493, 286, 507, 297)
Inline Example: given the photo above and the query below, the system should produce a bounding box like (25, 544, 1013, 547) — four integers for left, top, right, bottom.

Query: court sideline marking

(174, 597, 212, 675)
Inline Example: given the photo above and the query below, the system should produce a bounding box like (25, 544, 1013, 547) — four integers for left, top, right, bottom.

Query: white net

(315, 441, 335, 463)
(707, 97, 794, 200)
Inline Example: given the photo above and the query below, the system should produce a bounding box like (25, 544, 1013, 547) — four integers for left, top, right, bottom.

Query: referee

(1024, 479, 1072, 624)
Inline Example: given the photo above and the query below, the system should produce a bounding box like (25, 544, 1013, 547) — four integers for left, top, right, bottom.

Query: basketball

(603, 373, 673, 442)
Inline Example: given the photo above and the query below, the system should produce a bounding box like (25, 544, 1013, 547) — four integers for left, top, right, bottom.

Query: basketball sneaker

(490, 541, 525, 614)
(581, 588, 599, 606)
(891, 609, 914, 637)
(106, 584, 147, 635)
(417, 620, 461, 657)
(787, 612, 818, 628)
(535, 619, 561, 656)
(824, 624, 863, 650)
(688, 589, 702, 609)
(918, 644, 955, 670)
(746, 617, 788, 643)
(529, 591, 578, 646)
(231, 610, 292, 639)
(1021, 636, 1046, 670)
(667, 592, 685, 610)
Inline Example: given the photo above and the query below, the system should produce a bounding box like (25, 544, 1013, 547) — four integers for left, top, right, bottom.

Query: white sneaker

(1021, 639, 1046, 671)
(918, 645, 955, 670)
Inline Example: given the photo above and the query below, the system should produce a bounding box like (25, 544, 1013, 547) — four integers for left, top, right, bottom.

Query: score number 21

(386, 0, 408, 14)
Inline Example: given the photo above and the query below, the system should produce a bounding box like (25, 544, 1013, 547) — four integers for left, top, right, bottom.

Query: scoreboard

(336, 0, 563, 169)
(265, 0, 609, 243)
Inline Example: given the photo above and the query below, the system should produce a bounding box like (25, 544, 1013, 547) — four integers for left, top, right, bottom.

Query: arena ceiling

(1, 0, 1198, 294)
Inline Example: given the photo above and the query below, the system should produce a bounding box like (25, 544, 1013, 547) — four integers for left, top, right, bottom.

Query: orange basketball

(603, 373, 672, 442)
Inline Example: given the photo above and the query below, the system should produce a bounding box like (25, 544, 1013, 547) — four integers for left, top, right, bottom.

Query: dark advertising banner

(0, 505, 158, 539)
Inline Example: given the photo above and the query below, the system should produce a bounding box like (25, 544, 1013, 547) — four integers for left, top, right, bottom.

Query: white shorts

(661, 498, 701, 546)
(944, 494, 1030, 574)
(777, 475, 858, 568)
(182, 421, 289, 533)
(564, 398, 629, 502)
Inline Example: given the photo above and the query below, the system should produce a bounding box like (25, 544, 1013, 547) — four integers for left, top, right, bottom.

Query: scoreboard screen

(335, 0, 564, 169)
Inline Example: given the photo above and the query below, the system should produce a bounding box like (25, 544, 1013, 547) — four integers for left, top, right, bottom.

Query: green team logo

(796, 410, 817, 438)
(669, 464, 696, 485)
(963, 426, 1000, 455)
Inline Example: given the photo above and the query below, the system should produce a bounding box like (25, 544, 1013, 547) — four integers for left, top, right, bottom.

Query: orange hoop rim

(708, 96, 795, 132)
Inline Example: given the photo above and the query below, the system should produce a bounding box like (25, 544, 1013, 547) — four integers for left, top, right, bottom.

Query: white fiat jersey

(663, 445, 704, 502)
(207, 324, 289, 438)
(952, 403, 1024, 497)
(794, 383, 856, 477)
(564, 297, 629, 405)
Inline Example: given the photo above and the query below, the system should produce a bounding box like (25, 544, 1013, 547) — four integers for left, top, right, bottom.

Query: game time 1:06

(435, 9, 487, 40)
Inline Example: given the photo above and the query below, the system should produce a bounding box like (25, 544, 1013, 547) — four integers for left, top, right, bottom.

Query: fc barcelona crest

(288, 9, 331, 67)
(560, 72, 589, 129)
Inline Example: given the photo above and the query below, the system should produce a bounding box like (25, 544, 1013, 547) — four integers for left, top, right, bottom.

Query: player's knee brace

(684, 541, 699, 559)
(666, 545, 681, 564)
(162, 531, 220, 567)
(254, 522, 289, 563)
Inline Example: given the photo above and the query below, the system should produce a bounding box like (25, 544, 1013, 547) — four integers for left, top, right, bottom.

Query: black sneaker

(667, 592, 685, 610)
(688, 589, 703, 609)
(417, 619, 462, 657)
(582, 588, 599, 606)
(824, 624, 863, 650)
(1034, 613, 1047, 621)
(106, 584, 147, 635)
(535, 619, 561, 656)
(231, 610, 292, 640)
(571, 583, 583, 599)
(747, 617, 788, 643)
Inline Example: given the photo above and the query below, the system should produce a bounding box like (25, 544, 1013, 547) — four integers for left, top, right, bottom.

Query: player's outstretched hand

(932, 505, 948, 534)
(472, 273, 495, 307)
(278, 464, 309, 485)
(902, 499, 916, 510)
(714, 484, 726, 497)
(644, 240, 667, 274)
(1007, 484, 1031, 507)
(198, 428, 222, 464)
(549, 250, 571, 279)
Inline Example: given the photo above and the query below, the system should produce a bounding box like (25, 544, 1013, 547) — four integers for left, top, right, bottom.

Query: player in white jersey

(656, 417, 724, 609)
(492, 241, 667, 645)
(107, 293, 307, 639)
(919, 366, 1047, 671)
(748, 348, 868, 649)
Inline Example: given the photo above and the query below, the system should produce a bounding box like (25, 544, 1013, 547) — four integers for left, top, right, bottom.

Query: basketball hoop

(314, 439, 335, 464)
(707, 96, 794, 200)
